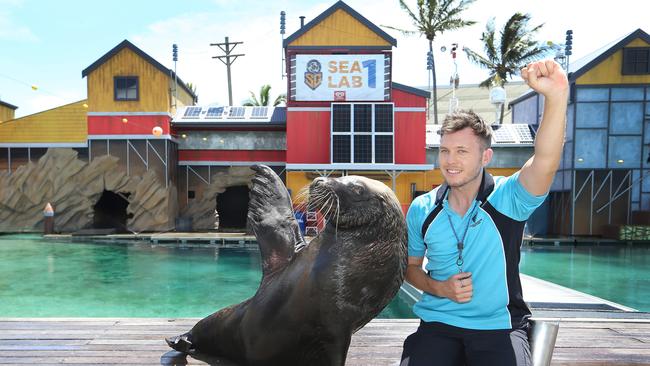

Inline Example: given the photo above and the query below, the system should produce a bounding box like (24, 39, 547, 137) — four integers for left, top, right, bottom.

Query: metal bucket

(529, 319, 560, 366)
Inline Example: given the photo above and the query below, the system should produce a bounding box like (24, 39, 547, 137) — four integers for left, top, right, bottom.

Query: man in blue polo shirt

(400, 59, 568, 365)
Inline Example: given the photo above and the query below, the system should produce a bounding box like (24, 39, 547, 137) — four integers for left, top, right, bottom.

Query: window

(622, 48, 650, 75)
(331, 103, 394, 164)
(114, 76, 139, 101)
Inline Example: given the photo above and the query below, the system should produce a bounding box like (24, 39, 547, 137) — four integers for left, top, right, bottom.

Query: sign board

(295, 54, 386, 101)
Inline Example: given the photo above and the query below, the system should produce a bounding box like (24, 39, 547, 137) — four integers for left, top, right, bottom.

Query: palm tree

(186, 82, 198, 103)
(463, 12, 550, 123)
(243, 84, 286, 106)
(384, 0, 476, 124)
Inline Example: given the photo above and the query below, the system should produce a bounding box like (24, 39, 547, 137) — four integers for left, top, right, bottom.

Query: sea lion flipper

(165, 333, 194, 353)
(249, 165, 306, 277)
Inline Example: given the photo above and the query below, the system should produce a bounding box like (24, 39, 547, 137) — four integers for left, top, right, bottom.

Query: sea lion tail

(165, 332, 194, 354)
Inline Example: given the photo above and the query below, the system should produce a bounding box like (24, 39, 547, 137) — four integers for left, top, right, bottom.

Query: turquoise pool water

(2, 235, 648, 317)
(520, 245, 650, 312)
(0, 234, 414, 318)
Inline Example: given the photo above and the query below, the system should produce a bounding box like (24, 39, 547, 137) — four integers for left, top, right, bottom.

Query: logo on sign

(333, 91, 346, 101)
(304, 59, 322, 90)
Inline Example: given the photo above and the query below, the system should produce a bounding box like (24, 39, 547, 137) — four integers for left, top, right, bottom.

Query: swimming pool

(2, 235, 648, 317)
(520, 245, 650, 312)
(0, 234, 414, 318)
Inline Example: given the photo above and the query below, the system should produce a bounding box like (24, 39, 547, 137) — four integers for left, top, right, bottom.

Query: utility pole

(211, 37, 244, 106)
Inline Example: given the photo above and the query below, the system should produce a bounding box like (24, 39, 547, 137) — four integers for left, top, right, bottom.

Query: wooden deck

(0, 318, 649, 365)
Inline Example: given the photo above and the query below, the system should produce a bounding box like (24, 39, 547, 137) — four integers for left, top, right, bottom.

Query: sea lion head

(307, 175, 402, 229)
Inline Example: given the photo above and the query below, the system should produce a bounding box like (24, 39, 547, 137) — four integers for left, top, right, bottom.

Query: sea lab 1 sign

(296, 54, 385, 101)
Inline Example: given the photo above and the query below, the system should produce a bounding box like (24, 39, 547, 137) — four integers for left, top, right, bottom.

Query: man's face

(438, 127, 492, 188)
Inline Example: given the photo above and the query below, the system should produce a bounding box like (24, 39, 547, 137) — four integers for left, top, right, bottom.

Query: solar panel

(250, 106, 269, 119)
(183, 107, 202, 118)
(491, 125, 516, 143)
(206, 107, 224, 118)
(228, 107, 245, 118)
(514, 124, 534, 143)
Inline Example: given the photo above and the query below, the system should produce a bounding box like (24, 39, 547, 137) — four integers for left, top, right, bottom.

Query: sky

(0, 0, 648, 118)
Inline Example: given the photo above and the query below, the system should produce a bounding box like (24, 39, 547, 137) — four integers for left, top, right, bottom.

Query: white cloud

(0, 9, 38, 42)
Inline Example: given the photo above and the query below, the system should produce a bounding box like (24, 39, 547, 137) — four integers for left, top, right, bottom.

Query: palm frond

(381, 25, 419, 37)
(466, 11, 547, 88)
(398, 0, 422, 29)
(273, 93, 286, 107)
(463, 47, 495, 69)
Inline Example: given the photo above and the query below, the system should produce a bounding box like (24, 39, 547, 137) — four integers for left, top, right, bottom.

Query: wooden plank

(0, 318, 648, 365)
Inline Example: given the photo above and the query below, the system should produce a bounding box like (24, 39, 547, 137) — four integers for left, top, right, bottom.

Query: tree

(463, 12, 550, 123)
(243, 84, 286, 106)
(384, 0, 476, 124)
(186, 82, 198, 103)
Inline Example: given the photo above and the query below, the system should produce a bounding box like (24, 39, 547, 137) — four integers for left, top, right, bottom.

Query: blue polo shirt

(406, 170, 547, 330)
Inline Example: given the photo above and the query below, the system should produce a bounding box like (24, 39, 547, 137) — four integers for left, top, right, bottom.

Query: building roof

(0, 100, 87, 145)
(283, 0, 397, 48)
(392, 82, 430, 98)
(509, 28, 650, 108)
(568, 28, 650, 81)
(428, 81, 532, 124)
(81, 40, 197, 101)
(0, 100, 18, 110)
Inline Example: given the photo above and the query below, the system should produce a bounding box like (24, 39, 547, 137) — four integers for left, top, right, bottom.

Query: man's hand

(521, 59, 568, 100)
(437, 272, 473, 303)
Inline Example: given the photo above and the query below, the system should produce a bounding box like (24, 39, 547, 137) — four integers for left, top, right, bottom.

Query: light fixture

(577, 158, 584, 162)
(82, 103, 88, 108)
(181, 134, 187, 139)
(202, 137, 208, 141)
(617, 159, 624, 164)
(152, 126, 163, 136)
(122, 118, 128, 123)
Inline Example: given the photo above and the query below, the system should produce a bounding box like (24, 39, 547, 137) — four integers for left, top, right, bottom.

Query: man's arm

(519, 59, 569, 196)
(406, 256, 473, 303)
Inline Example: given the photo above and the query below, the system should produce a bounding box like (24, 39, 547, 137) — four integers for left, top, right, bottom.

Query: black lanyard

(446, 203, 479, 272)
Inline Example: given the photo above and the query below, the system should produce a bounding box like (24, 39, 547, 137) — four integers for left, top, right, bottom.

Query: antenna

(565, 30, 573, 72)
(172, 44, 178, 109)
(281, 11, 286, 79)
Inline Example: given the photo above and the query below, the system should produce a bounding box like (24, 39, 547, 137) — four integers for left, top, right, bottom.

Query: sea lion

(166, 164, 407, 366)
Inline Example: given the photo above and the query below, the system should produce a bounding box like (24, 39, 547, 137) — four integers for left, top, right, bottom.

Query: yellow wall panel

(289, 9, 391, 47)
(286, 171, 313, 204)
(577, 38, 650, 85)
(169, 79, 195, 115)
(87, 48, 171, 112)
(287, 168, 521, 210)
(0, 106, 15, 123)
(0, 100, 87, 143)
(0, 109, 12, 123)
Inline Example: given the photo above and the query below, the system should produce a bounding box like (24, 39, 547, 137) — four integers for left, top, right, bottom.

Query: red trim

(392, 88, 427, 108)
(394, 111, 426, 164)
(286, 110, 331, 163)
(178, 150, 286, 162)
(88, 115, 170, 135)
